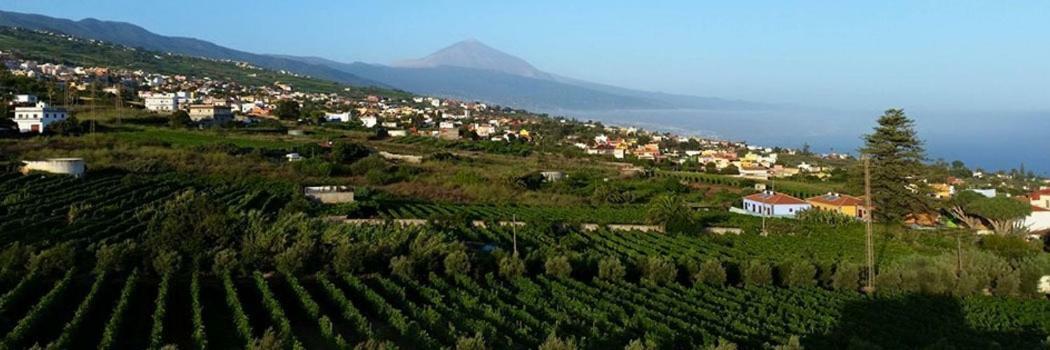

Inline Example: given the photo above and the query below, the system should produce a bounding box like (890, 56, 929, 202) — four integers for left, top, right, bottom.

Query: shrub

(348, 155, 388, 176)
(640, 256, 678, 287)
(444, 250, 471, 276)
(456, 332, 487, 350)
(539, 333, 577, 350)
(979, 235, 1040, 260)
(598, 257, 626, 281)
(499, 254, 526, 279)
(741, 260, 773, 286)
(94, 240, 138, 274)
(624, 338, 658, 350)
(545, 255, 573, 278)
(332, 142, 371, 164)
(152, 250, 181, 276)
(694, 260, 727, 286)
(389, 255, 415, 279)
(291, 158, 334, 177)
(27, 243, 76, 275)
(993, 269, 1022, 297)
(777, 260, 817, 288)
(831, 263, 862, 291)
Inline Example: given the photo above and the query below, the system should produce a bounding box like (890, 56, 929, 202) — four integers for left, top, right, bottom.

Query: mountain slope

(0, 10, 385, 87)
(393, 39, 552, 79)
(270, 54, 665, 110)
(0, 27, 408, 99)
(286, 40, 771, 111)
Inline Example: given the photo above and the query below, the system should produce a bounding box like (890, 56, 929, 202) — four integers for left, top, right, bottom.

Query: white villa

(13, 102, 68, 133)
(741, 191, 811, 218)
(144, 93, 178, 112)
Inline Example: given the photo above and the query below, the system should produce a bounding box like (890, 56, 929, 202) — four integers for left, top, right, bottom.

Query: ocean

(559, 108, 1050, 175)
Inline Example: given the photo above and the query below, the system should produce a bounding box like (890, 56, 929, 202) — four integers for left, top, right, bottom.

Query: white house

(359, 116, 378, 128)
(742, 191, 811, 218)
(13, 102, 68, 133)
(1024, 206, 1050, 232)
(325, 112, 352, 123)
(388, 129, 408, 137)
(13, 94, 37, 105)
(144, 93, 178, 112)
(971, 189, 997, 198)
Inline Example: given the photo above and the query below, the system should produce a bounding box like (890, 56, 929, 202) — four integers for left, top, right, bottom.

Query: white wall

(1024, 211, 1050, 232)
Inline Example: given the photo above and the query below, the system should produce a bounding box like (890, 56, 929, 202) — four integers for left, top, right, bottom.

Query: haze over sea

(565, 108, 1050, 175)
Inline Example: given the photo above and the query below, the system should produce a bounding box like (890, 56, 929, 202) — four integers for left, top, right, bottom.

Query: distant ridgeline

(0, 26, 406, 98)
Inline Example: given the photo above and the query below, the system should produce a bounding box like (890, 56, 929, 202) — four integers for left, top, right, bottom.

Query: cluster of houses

(738, 191, 870, 219)
(1, 50, 550, 139)
(735, 180, 1050, 234)
(577, 132, 839, 180)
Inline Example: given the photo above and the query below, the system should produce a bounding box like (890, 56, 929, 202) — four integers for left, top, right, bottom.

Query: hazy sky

(4, 0, 1049, 111)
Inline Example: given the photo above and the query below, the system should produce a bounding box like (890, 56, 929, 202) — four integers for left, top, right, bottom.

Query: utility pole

(114, 84, 123, 125)
(512, 214, 519, 256)
(956, 231, 963, 276)
(862, 155, 876, 294)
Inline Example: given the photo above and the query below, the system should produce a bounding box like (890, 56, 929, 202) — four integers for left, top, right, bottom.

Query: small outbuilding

(304, 186, 355, 204)
(20, 158, 86, 178)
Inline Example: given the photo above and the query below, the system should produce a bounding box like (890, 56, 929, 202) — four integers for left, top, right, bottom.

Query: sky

(3, 0, 1049, 112)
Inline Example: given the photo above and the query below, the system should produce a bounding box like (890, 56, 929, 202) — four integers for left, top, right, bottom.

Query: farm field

(1, 171, 1048, 349)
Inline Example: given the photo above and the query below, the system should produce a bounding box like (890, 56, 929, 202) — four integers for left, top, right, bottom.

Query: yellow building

(929, 183, 955, 199)
(740, 152, 761, 168)
(805, 193, 866, 218)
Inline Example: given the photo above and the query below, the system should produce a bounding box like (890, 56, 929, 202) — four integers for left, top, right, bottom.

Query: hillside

(0, 27, 407, 98)
(0, 10, 386, 88)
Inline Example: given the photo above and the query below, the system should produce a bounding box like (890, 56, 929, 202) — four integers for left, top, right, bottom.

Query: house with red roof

(742, 191, 811, 218)
(1029, 188, 1050, 210)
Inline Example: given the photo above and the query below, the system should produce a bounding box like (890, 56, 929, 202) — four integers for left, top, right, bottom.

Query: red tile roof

(806, 193, 864, 207)
(744, 191, 807, 205)
(1030, 188, 1050, 200)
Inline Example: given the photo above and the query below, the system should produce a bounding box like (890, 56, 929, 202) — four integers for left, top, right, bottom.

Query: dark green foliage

(273, 100, 301, 120)
(332, 141, 371, 164)
(967, 197, 1032, 234)
(645, 195, 694, 234)
(598, 256, 626, 281)
(858, 109, 933, 222)
(545, 255, 573, 278)
(515, 172, 547, 190)
(169, 110, 192, 128)
(741, 260, 773, 286)
(639, 256, 677, 287)
(45, 115, 83, 135)
(831, 262, 863, 291)
(27, 242, 76, 275)
(777, 260, 817, 288)
(980, 235, 1041, 260)
(694, 260, 727, 286)
(499, 253, 526, 279)
(443, 249, 471, 276)
(144, 190, 238, 260)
